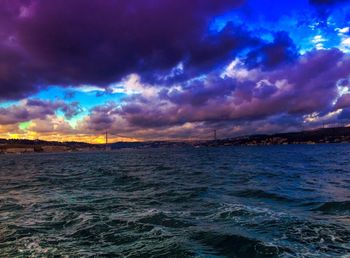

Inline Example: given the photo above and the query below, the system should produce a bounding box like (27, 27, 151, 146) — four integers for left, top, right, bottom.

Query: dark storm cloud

(142, 22, 262, 85)
(82, 49, 350, 133)
(0, 42, 42, 100)
(245, 32, 299, 69)
(309, 0, 348, 5)
(164, 75, 236, 107)
(308, 0, 350, 23)
(0, 0, 248, 100)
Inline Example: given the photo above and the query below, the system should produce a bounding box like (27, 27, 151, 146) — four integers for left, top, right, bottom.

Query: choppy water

(1, 145, 350, 257)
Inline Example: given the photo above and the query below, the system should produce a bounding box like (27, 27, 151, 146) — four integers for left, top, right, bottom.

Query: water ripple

(0, 145, 350, 257)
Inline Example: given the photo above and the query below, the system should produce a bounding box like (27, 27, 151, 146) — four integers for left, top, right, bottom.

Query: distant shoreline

(196, 126, 350, 148)
(1, 126, 350, 153)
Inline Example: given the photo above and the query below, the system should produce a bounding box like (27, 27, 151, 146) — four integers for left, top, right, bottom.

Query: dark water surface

(1, 145, 350, 257)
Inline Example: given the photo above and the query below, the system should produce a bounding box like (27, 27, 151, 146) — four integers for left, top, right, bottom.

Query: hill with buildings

(1, 126, 350, 153)
(0, 139, 98, 154)
(197, 126, 350, 147)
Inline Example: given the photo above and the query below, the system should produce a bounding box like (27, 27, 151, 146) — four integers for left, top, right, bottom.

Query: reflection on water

(0, 145, 350, 257)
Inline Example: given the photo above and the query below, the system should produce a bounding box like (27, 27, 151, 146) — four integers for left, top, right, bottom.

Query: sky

(1, 0, 350, 143)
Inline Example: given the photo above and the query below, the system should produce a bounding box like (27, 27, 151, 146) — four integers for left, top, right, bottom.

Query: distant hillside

(110, 141, 191, 150)
(198, 127, 350, 147)
(0, 138, 93, 148)
(1, 126, 350, 153)
(0, 139, 99, 153)
(111, 127, 350, 149)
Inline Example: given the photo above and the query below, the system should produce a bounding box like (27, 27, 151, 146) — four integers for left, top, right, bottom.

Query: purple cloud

(0, 0, 249, 100)
(1, 1, 350, 140)
(309, 0, 348, 5)
(335, 94, 350, 110)
(0, 99, 82, 124)
(245, 32, 299, 69)
(80, 49, 350, 139)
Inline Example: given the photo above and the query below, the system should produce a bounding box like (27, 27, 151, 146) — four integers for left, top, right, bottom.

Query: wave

(312, 201, 350, 214)
(137, 212, 192, 228)
(1, 147, 350, 257)
(0, 199, 24, 212)
(192, 231, 292, 257)
(232, 189, 293, 202)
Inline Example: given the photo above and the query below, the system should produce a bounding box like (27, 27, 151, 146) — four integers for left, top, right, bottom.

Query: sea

(0, 144, 350, 257)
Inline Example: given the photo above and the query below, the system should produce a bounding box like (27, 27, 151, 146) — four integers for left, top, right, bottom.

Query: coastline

(1, 126, 350, 154)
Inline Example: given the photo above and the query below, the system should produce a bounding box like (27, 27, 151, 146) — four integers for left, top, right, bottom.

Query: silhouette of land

(197, 126, 350, 147)
(1, 126, 350, 153)
(0, 139, 97, 154)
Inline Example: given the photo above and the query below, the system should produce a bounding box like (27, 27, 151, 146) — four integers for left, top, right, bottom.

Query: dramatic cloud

(245, 32, 299, 69)
(0, 0, 248, 100)
(78, 49, 350, 139)
(0, 99, 82, 125)
(309, 0, 348, 5)
(1, 1, 350, 141)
